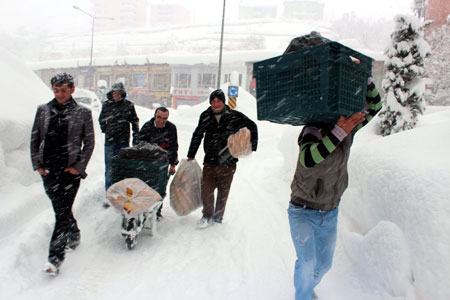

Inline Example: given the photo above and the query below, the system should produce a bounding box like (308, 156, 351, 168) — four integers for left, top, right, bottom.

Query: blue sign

(228, 86, 239, 98)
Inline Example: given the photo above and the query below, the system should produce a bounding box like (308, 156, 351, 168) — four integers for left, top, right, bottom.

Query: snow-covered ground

(1, 47, 449, 300)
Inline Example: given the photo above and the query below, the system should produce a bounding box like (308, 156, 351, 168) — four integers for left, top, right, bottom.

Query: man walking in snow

(137, 106, 179, 218)
(31, 72, 95, 275)
(288, 79, 382, 299)
(187, 89, 258, 228)
(98, 82, 139, 198)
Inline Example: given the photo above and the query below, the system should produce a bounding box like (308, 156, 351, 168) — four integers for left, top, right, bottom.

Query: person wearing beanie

(187, 89, 258, 228)
(98, 82, 139, 201)
(209, 89, 226, 104)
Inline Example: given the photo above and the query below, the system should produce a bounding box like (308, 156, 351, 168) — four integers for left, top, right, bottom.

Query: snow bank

(338, 108, 450, 300)
(0, 47, 52, 190)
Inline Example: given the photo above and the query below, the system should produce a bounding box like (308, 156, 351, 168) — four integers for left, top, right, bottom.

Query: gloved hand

(132, 133, 139, 146)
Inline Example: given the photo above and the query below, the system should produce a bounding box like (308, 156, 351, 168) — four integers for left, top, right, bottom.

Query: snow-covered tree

(378, 15, 431, 136)
(424, 16, 450, 106)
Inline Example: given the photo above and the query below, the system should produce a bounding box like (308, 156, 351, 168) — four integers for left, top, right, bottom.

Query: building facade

(283, 1, 324, 20)
(425, 0, 450, 29)
(93, 0, 147, 31)
(37, 62, 171, 108)
(33, 53, 384, 109)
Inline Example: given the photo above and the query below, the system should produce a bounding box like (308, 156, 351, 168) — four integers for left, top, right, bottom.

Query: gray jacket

(30, 99, 95, 178)
(290, 132, 354, 211)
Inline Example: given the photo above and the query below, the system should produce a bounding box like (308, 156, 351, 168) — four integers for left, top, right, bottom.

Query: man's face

(155, 110, 169, 128)
(52, 84, 75, 104)
(112, 90, 122, 102)
(210, 98, 225, 113)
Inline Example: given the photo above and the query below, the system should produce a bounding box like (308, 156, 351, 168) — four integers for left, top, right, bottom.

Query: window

(84, 75, 94, 89)
(175, 73, 191, 88)
(198, 73, 216, 88)
(133, 73, 148, 87)
(99, 75, 111, 86)
(153, 73, 170, 91)
(224, 73, 243, 86)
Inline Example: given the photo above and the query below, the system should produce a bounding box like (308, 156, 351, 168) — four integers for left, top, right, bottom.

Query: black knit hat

(209, 89, 226, 103)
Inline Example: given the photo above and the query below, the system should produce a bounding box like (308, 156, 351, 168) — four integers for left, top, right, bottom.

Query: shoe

(42, 261, 61, 276)
(156, 210, 163, 221)
(212, 217, 223, 224)
(196, 217, 212, 229)
(312, 290, 319, 300)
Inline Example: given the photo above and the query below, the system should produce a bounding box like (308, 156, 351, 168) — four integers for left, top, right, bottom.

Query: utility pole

(217, 0, 226, 89)
(73, 5, 114, 66)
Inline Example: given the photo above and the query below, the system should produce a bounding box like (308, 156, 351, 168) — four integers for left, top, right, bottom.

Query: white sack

(169, 159, 202, 216)
(228, 127, 252, 158)
(107, 178, 162, 216)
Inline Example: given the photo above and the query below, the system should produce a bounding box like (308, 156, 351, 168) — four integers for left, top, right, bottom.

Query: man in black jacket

(187, 89, 258, 228)
(31, 72, 95, 275)
(138, 106, 178, 218)
(98, 82, 139, 193)
(138, 107, 178, 173)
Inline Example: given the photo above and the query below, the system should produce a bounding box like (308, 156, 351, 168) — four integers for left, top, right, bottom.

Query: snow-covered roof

(28, 50, 284, 70)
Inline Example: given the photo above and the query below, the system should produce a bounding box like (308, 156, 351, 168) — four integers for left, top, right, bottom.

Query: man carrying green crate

(288, 78, 382, 300)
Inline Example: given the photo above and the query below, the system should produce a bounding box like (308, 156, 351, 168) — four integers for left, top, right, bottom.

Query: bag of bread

(169, 159, 202, 216)
(227, 127, 252, 158)
(106, 178, 162, 217)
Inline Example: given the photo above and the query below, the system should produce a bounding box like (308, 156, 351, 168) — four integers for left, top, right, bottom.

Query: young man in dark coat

(31, 72, 95, 275)
(187, 89, 258, 228)
(138, 106, 179, 218)
(98, 82, 139, 193)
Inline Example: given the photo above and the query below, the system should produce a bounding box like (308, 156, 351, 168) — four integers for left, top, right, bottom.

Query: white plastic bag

(169, 159, 202, 216)
(227, 127, 252, 158)
(107, 178, 162, 217)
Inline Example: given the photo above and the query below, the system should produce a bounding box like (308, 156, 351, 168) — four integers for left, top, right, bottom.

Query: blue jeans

(288, 203, 339, 300)
(104, 143, 128, 191)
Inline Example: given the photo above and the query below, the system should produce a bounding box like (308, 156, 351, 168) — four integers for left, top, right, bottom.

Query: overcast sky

(0, 0, 414, 36)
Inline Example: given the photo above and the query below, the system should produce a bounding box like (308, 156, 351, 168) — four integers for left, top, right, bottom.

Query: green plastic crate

(253, 41, 373, 125)
(111, 157, 169, 197)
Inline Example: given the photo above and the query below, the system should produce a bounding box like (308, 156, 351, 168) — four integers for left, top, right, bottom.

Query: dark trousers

(201, 164, 236, 220)
(104, 143, 128, 191)
(43, 171, 81, 264)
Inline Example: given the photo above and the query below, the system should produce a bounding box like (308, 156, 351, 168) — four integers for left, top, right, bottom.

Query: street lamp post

(73, 5, 114, 66)
(217, 0, 226, 89)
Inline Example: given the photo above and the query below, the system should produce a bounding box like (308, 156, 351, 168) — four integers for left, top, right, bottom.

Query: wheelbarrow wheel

(125, 235, 136, 250)
(123, 217, 137, 250)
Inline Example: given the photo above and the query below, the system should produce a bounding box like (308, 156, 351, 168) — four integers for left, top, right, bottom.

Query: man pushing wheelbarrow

(106, 142, 173, 250)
